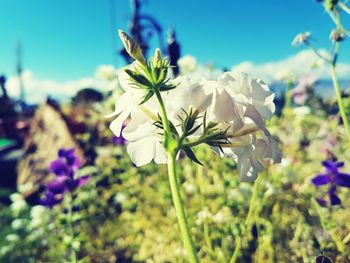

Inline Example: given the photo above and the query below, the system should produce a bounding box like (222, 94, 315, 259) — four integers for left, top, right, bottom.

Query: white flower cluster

(107, 65, 281, 181)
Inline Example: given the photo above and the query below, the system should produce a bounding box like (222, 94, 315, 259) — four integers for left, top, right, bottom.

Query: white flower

(123, 111, 167, 166)
(114, 193, 127, 204)
(10, 193, 27, 216)
(166, 76, 212, 126)
(219, 72, 275, 120)
(95, 64, 117, 80)
(213, 207, 232, 224)
(292, 106, 311, 116)
(207, 72, 281, 181)
(196, 208, 213, 225)
(28, 205, 47, 230)
(178, 55, 197, 73)
(182, 182, 197, 195)
(206, 80, 244, 132)
(292, 32, 311, 46)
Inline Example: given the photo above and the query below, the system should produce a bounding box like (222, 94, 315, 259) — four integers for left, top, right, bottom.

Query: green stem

(283, 82, 293, 110)
(66, 193, 78, 263)
(167, 151, 199, 263)
(330, 64, 350, 144)
(155, 89, 171, 136)
(196, 166, 215, 257)
(229, 236, 241, 263)
(339, 2, 350, 16)
(312, 199, 345, 254)
(230, 175, 261, 263)
(245, 175, 261, 226)
(155, 89, 199, 263)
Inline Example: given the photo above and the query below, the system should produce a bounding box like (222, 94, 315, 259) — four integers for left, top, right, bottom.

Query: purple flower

(312, 160, 350, 206)
(112, 125, 126, 145)
(112, 135, 126, 146)
(40, 148, 90, 208)
(292, 74, 317, 105)
(40, 191, 64, 208)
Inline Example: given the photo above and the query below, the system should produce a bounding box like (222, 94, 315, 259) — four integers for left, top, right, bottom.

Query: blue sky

(1, 0, 350, 81)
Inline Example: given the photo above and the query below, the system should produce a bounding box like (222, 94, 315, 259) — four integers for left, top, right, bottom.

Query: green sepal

(182, 146, 203, 166)
(125, 69, 153, 88)
(139, 91, 154, 105)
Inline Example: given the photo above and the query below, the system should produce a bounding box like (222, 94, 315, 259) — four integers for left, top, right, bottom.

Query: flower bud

(292, 32, 311, 46)
(153, 48, 162, 67)
(330, 28, 345, 42)
(118, 30, 146, 65)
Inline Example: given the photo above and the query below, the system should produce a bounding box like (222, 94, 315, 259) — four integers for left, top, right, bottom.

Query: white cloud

(231, 49, 350, 83)
(6, 65, 118, 104)
(5, 51, 350, 105)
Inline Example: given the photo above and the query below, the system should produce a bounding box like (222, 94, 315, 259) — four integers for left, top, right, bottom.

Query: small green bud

(118, 30, 146, 65)
(153, 48, 162, 66)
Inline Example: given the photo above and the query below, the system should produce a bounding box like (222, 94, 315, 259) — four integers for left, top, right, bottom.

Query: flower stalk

(66, 193, 78, 263)
(155, 88, 199, 263)
(330, 63, 350, 143)
(230, 173, 262, 263)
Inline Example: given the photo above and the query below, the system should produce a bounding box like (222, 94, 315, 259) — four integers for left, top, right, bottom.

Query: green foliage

(1, 99, 350, 262)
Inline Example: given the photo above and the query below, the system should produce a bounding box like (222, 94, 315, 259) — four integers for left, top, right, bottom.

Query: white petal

(154, 140, 167, 164)
(122, 112, 154, 141)
(109, 109, 130, 137)
(104, 92, 133, 118)
(127, 136, 155, 166)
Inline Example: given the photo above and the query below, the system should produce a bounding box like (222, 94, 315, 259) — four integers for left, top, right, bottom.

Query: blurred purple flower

(112, 125, 126, 145)
(112, 135, 126, 146)
(292, 74, 318, 105)
(40, 148, 89, 208)
(312, 160, 350, 207)
(40, 191, 64, 208)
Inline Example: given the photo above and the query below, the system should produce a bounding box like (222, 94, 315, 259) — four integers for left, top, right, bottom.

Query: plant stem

(155, 89, 199, 263)
(230, 175, 261, 263)
(283, 82, 293, 110)
(66, 193, 78, 263)
(339, 2, 350, 16)
(330, 64, 350, 144)
(229, 235, 241, 263)
(167, 151, 199, 263)
(196, 165, 215, 257)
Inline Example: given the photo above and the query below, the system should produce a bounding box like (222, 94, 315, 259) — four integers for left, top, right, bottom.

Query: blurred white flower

(275, 69, 297, 83)
(182, 182, 197, 195)
(213, 207, 232, 224)
(10, 193, 27, 216)
(292, 106, 311, 116)
(196, 208, 213, 225)
(28, 205, 47, 230)
(17, 183, 33, 194)
(114, 193, 127, 204)
(292, 32, 311, 46)
(95, 64, 117, 80)
(178, 55, 197, 73)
